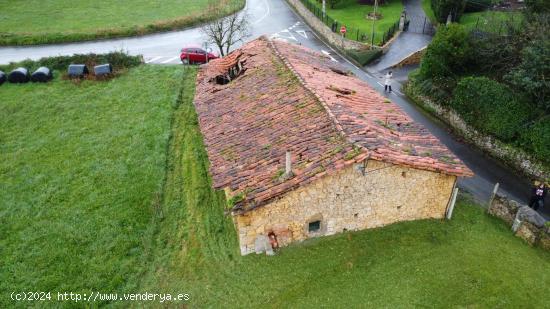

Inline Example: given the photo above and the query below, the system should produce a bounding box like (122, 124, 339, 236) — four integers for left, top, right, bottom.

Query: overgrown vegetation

(346, 47, 383, 65)
(0, 65, 183, 308)
(410, 7, 550, 166)
(0, 0, 245, 46)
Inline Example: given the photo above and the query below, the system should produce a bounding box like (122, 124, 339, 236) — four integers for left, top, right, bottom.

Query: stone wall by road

(285, 0, 366, 50)
(392, 47, 426, 68)
(404, 80, 549, 181)
(488, 194, 550, 249)
(235, 159, 456, 255)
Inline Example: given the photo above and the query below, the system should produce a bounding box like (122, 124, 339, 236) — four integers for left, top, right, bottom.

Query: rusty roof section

(193, 37, 472, 212)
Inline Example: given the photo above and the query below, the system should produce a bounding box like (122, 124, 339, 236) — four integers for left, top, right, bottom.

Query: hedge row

(0, 52, 143, 74)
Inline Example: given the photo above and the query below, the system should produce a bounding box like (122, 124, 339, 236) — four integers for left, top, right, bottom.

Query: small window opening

(308, 220, 321, 233)
(354, 213, 358, 218)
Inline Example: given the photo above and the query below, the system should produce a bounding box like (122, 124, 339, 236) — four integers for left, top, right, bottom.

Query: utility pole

(371, 0, 378, 46)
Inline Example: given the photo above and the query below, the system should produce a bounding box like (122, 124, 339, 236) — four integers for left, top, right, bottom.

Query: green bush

(519, 118, 550, 164)
(346, 48, 383, 66)
(431, 0, 467, 23)
(419, 24, 473, 81)
(0, 52, 143, 74)
(452, 76, 532, 141)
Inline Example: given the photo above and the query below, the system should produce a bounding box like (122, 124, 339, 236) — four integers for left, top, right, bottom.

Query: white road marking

(377, 82, 384, 87)
(295, 30, 308, 39)
(145, 56, 162, 63)
(320, 50, 337, 62)
(252, 0, 271, 25)
(161, 56, 179, 64)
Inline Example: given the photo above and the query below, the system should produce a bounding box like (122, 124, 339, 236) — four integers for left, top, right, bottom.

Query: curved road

(0, 0, 545, 216)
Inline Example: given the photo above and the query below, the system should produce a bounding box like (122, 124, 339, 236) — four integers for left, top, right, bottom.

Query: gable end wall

(235, 160, 456, 255)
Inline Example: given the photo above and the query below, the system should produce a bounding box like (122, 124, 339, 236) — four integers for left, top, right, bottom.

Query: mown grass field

(0, 65, 184, 307)
(0, 0, 244, 45)
(2, 61, 550, 308)
(310, 0, 403, 45)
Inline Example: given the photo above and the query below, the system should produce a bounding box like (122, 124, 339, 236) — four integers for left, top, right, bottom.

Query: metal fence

(299, 0, 401, 46)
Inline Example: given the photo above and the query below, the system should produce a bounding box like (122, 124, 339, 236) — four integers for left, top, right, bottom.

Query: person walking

(528, 181, 547, 211)
(384, 71, 393, 92)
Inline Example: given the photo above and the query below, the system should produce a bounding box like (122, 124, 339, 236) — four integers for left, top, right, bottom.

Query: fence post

(488, 183, 499, 209)
(446, 187, 459, 220)
(422, 17, 427, 34)
(357, 29, 359, 41)
(475, 17, 480, 29)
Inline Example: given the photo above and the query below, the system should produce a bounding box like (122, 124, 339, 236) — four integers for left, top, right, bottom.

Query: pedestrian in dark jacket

(528, 182, 547, 211)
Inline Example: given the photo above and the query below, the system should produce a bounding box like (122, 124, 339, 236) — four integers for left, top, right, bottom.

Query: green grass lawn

(460, 10, 522, 32)
(310, 0, 403, 45)
(421, 0, 437, 23)
(0, 65, 185, 307)
(0, 0, 244, 45)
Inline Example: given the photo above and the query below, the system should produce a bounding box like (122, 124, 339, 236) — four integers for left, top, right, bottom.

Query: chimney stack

(283, 151, 294, 179)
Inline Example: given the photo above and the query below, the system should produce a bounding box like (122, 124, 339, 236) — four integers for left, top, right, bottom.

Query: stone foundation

(234, 159, 456, 255)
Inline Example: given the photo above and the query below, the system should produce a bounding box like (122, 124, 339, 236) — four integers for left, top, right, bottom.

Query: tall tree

(201, 9, 250, 57)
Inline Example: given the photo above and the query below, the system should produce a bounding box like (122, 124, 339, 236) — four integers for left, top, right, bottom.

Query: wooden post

(446, 188, 459, 220)
(488, 182, 499, 209)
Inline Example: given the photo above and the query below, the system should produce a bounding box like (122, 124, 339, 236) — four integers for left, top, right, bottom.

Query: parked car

(180, 47, 218, 64)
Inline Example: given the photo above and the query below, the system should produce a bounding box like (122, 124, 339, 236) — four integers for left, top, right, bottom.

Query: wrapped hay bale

(94, 63, 112, 76)
(67, 64, 89, 78)
(8, 67, 30, 83)
(0, 70, 6, 85)
(31, 67, 53, 83)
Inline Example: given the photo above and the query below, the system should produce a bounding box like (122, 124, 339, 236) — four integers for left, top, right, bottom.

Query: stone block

(515, 222, 538, 246)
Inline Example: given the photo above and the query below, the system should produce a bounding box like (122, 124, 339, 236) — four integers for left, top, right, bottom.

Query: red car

(180, 47, 218, 64)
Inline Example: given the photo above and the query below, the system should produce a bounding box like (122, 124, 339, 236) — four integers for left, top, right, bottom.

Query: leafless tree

(200, 8, 251, 57)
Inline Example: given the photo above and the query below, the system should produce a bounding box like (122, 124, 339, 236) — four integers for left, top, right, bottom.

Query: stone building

(193, 37, 473, 255)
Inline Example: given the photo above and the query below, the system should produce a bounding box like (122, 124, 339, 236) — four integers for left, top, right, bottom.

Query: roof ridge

(266, 39, 370, 157)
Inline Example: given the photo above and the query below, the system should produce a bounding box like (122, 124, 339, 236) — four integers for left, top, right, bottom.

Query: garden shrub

(431, 0, 467, 23)
(452, 76, 532, 141)
(519, 118, 550, 164)
(419, 24, 473, 81)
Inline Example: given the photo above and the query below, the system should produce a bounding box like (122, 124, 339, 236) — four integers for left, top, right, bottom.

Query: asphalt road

(0, 0, 546, 216)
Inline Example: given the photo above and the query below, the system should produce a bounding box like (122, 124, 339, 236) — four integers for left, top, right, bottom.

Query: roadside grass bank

(0, 0, 244, 46)
(0, 64, 183, 307)
(422, 0, 437, 23)
(139, 72, 550, 307)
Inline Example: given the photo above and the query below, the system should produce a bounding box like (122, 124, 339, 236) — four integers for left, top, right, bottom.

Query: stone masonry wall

(286, 0, 366, 50)
(235, 160, 456, 255)
(488, 194, 550, 249)
(392, 47, 426, 68)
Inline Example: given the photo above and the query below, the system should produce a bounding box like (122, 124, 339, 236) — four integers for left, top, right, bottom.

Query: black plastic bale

(8, 67, 30, 84)
(68, 64, 89, 78)
(31, 67, 53, 83)
(0, 70, 6, 86)
(94, 63, 113, 76)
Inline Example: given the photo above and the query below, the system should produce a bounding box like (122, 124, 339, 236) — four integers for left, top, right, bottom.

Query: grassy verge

(308, 0, 403, 45)
(139, 72, 550, 307)
(460, 10, 522, 31)
(0, 0, 244, 46)
(0, 65, 184, 307)
(421, 0, 437, 23)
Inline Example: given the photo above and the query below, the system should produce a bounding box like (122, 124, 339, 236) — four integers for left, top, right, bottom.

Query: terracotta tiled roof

(193, 37, 473, 212)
